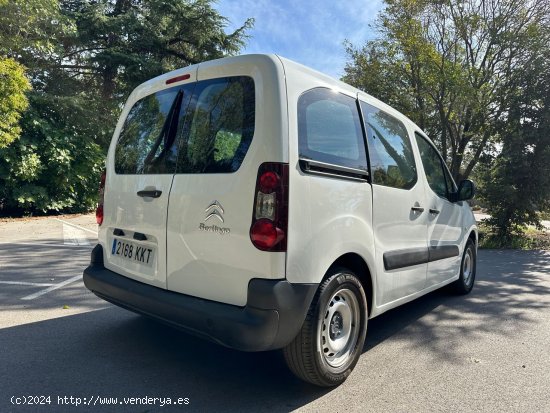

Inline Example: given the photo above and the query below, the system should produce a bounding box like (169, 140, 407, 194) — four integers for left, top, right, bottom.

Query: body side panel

(282, 58, 377, 309)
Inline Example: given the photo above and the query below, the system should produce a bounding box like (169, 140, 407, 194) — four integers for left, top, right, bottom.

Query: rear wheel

(283, 268, 368, 387)
(452, 239, 476, 294)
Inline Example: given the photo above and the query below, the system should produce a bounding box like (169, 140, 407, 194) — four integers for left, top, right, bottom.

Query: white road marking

(21, 274, 82, 300)
(54, 218, 98, 235)
(0, 241, 93, 248)
(62, 223, 91, 246)
(0, 281, 55, 287)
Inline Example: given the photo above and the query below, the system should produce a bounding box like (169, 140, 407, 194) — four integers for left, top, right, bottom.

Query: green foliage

(61, 0, 253, 100)
(0, 0, 74, 67)
(478, 223, 550, 250)
(0, 0, 252, 215)
(478, 36, 550, 241)
(0, 57, 31, 147)
(0, 93, 104, 212)
(214, 131, 240, 162)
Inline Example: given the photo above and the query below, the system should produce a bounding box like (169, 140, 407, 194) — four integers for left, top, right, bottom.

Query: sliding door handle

(411, 206, 425, 213)
(137, 190, 162, 198)
(429, 208, 440, 215)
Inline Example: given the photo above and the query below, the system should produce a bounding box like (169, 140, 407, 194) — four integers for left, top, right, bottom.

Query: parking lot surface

(1, 215, 549, 412)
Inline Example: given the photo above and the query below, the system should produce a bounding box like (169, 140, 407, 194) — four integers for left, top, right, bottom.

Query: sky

(215, 0, 385, 79)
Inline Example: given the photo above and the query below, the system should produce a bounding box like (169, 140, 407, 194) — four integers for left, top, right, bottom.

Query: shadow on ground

(0, 250, 548, 412)
(365, 250, 550, 363)
(0, 240, 96, 310)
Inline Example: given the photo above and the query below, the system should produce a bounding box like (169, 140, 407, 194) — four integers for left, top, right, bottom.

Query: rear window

(115, 84, 192, 174)
(114, 76, 255, 174)
(177, 77, 255, 173)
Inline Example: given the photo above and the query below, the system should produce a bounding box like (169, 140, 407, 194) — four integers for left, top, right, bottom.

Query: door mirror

(455, 179, 475, 202)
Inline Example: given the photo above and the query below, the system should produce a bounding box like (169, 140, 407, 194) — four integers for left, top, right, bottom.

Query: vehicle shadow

(0, 307, 327, 413)
(0, 250, 548, 412)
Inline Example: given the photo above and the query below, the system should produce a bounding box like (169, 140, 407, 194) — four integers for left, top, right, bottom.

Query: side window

(415, 133, 450, 198)
(298, 88, 367, 170)
(115, 84, 193, 174)
(360, 102, 417, 189)
(443, 163, 457, 193)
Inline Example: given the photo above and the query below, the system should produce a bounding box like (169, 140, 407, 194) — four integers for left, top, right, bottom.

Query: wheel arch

(468, 228, 478, 248)
(327, 253, 374, 317)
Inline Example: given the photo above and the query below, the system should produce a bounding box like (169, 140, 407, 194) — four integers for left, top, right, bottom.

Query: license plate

(111, 238, 154, 267)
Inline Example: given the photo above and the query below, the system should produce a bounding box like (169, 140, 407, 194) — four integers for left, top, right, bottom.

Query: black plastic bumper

(83, 245, 317, 352)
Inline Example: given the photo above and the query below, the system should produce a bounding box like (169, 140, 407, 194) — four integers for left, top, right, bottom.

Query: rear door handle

(137, 190, 162, 198)
(429, 208, 440, 215)
(411, 206, 425, 213)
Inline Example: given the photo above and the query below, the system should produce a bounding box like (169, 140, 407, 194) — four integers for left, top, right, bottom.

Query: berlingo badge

(199, 201, 230, 234)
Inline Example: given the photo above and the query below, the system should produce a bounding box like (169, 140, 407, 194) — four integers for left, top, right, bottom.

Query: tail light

(96, 170, 106, 225)
(250, 163, 288, 251)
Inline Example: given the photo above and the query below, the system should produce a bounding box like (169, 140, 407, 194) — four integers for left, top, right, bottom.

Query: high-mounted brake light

(250, 163, 288, 251)
(96, 170, 106, 225)
(166, 74, 191, 85)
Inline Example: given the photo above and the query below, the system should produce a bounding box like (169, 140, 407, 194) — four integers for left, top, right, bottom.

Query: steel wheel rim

(463, 248, 473, 286)
(318, 288, 360, 369)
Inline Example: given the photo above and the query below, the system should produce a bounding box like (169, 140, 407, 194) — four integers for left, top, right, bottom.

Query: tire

(283, 267, 368, 387)
(452, 239, 476, 294)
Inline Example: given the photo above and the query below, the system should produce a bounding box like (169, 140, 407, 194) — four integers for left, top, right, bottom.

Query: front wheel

(283, 268, 368, 387)
(452, 239, 476, 294)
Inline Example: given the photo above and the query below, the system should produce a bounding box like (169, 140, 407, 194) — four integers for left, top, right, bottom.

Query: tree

(480, 29, 550, 241)
(60, 0, 253, 102)
(343, 0, 550, 182)
(0, 0, 253, 214)
(0, 57, 31, 147)
(0, 93, 105, 212)
(0, 0, 74, 70)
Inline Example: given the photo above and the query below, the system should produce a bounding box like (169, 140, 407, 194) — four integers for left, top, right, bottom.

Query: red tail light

(96, 170, 106, 225)
(250, 163, 288, 251)
(95, 204, 104, 225)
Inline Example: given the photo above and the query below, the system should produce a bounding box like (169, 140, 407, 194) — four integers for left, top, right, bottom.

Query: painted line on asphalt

(0, 241, 93, 249)
(21, 274, 82, 301)
(0, 281, 55, 287)
(54, 218, 98, 235)
(62, 223, 91, 246)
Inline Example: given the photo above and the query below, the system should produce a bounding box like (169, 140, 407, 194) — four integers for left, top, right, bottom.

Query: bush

(478, 222, 550, 250)
(0, 93, 106, 215)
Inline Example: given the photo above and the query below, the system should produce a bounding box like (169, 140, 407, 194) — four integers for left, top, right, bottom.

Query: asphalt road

(1, 215, 549, 412)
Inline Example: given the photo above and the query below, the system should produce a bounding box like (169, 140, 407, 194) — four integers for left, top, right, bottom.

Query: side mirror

(455, 179, 475, 202)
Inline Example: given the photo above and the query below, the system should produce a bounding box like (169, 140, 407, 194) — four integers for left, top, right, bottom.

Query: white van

(84, 54, 477, 387)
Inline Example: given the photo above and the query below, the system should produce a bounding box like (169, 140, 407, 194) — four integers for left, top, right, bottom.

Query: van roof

(275, 55, 421, 130)
(128, 53, 424, 136)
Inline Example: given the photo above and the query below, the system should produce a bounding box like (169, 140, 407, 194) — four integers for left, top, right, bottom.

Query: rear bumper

(83, 245, 317, 352)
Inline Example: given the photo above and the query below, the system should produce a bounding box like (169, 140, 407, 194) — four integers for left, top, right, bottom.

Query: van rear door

(166, 56, 288, 307)
(102, 73, 196, 288)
